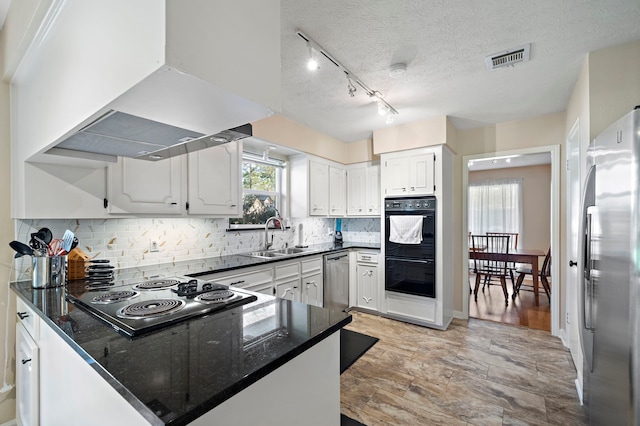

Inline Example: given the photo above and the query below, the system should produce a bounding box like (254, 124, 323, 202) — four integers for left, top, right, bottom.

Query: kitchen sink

(242, 251, 287, 259)
(273, 247, 318, 255)
(240, 247, 319, 259)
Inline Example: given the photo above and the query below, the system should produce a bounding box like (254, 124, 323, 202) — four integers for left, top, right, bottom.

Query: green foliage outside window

(230, 160, 280, 226)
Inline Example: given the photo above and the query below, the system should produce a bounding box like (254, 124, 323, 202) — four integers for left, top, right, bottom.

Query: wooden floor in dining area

(341, 311, 586, 425)
(469, 274, 551, 331)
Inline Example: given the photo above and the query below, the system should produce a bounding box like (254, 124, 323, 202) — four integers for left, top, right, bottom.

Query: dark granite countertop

(11, 267, 354, 425)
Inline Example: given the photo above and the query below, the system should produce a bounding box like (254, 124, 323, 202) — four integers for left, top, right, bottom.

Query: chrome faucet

(264, 209, 286, 250)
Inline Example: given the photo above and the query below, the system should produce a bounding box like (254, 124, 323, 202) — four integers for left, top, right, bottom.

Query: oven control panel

(385, 196, 436, 212)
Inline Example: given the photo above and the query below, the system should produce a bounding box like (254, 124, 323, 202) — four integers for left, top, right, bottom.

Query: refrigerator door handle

(578, 164, 596, 372)
(584, 211, 595, 331)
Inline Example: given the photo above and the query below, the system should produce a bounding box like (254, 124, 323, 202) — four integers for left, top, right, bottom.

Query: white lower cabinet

(352, 251, 380, 312)
(275, 261, 302, 302)
(16, 309, 39, 426)
(210, 267, 274, 296)
(200, 254, 326, 307)
(356, 264, 378, 311)
(301, 258, 323, 307)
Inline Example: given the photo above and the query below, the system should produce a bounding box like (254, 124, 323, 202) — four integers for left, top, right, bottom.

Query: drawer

(275, 262, 300, 280)
(357, 252, 378, 264)
(301, 258, 322, 274)
(16, 297, 40, 340)
(210, 268, 273, 289)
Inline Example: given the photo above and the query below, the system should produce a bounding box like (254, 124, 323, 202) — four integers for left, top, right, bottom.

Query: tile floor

(341, 311, 587, 425)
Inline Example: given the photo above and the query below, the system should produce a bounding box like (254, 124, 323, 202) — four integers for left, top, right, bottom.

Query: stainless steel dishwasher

(324, 250, 350, 311)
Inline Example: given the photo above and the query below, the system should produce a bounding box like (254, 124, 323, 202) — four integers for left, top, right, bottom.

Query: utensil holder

(32, 255, 68, 289)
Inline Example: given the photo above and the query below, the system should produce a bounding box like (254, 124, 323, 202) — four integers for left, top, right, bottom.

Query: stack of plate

(85, 260, 114, 287)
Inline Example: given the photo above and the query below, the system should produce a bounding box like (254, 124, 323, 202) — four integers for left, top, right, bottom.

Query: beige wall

(588, 40, 640, 139)
(469, 164, 551, 253)
(252, 115, 348, 163)
(460, 112, 566, 156)
(372, 115, 448, 154)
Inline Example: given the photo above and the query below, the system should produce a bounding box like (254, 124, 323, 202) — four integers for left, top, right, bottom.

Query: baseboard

(558, 328, 568, 348)
(575, 378, 583, 406)
(453, 310, 466, 319)
(0, 419, 17, 426)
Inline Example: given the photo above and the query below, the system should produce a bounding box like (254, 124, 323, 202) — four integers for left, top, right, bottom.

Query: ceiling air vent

(485, 44, 530, 71)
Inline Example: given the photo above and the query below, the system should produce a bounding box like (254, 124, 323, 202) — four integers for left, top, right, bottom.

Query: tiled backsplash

(12, 217, 380, 281)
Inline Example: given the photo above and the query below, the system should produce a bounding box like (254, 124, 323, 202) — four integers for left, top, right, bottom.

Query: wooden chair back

(471, 234, 511, 276)
(486, 232, 518, 250)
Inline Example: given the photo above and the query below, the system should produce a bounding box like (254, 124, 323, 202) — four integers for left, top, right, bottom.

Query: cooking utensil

(48, 239, 65, 256)
(62, 230, 75, 253)
(30, 234, 48, 254)
(9, 241, 34, 258)
(39, 228, 53, 245)
(68, 236, 79, 251)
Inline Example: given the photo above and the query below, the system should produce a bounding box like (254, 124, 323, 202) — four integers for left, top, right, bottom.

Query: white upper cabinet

(107, 141, 241, 216)
(383, 153, 435, 196)
(108, 156, 186, 215)
(187, 142, 241, 216)
(347, 167, 366, 215)
(347, 163, 380, 216)
(309, 161, 330, 216)
(366, 165, 381, 215)
(290, 155, 347, 218)
(329, 166, 346, 216)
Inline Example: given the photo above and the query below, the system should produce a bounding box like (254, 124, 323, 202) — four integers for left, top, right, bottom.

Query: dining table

(469, 247, 546, 300)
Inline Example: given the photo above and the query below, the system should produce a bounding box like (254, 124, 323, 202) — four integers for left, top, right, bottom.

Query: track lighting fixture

(347, 77, 357, 97)
(296, 29, 399, 122)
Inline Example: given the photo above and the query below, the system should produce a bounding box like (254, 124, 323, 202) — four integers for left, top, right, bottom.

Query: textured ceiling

(281, 0, 640, 142)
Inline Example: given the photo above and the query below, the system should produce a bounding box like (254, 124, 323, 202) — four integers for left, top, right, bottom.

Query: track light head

(307, 42, 319, 71)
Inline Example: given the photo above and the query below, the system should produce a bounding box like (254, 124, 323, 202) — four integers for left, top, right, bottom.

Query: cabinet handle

(306, 281, 316, 288)
(21, 359, 32, 365)
(17, 312, 29, 320)
(230, 204, 237, 208)
(410, 187, 415, 191)
(229, 280, 245, 286)
(402, 187, 406, 192)
(169, 202, 178, 205)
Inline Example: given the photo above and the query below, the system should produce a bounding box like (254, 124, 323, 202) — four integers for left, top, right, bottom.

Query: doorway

(462, 145, 561, 336)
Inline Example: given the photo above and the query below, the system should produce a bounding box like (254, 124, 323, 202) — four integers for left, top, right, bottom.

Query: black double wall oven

(385, 196, 436, 298)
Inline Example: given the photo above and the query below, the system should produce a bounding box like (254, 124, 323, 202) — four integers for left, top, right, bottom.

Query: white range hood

(18, 0, 281, 166)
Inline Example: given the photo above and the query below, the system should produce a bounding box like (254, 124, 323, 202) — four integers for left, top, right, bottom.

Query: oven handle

(386, 257, 434, 265)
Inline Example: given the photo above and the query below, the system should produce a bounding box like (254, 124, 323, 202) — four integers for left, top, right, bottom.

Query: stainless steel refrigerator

(579, 106, 640, 425)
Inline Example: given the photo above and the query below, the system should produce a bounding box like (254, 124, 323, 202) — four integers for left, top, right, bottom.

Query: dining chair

(471, 234, 511, 305)
(486, 232, 519, 288)
(512, 247, 551, 301)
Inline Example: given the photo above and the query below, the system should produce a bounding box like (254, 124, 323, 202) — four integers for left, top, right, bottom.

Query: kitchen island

(12, 277, 351, 425)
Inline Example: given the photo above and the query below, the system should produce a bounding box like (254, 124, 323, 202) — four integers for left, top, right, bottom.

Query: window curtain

(468, 179, 523, 241)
